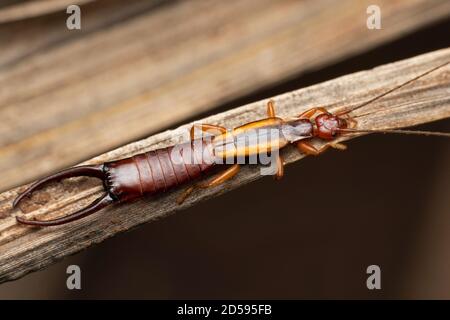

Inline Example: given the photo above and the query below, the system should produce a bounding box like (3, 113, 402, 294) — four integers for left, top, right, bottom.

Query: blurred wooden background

(0, 0, 450, 299)
(1, 0, 450, 191)
(1, 48, 448, 284)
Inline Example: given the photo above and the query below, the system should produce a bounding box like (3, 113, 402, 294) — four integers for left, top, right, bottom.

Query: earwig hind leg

(197, 164, 240, 189)
(267, 100, 276, 118)
(190, 124, 227, 140)
(177, 186, 196, 205)
(177, 164, 240, 204)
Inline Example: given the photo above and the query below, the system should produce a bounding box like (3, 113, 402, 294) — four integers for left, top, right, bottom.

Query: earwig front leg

(298, 107, 328, 119)
(190, 124, 227, 140)
(339, 114, 358, 129)
(297, 141, 347, 156)
(330, 143, 347, 151)
(267, 100, 276, 118)
(177, 164, 240, 204)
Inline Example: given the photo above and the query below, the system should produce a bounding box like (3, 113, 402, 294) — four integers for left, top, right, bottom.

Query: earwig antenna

(338, 60, 450, 116)
(339, 127, 450, 138)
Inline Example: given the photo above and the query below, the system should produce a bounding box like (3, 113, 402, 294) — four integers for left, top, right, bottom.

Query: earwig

(13, 61, 450, 226)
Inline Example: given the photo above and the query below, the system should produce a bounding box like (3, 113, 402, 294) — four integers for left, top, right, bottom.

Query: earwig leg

(339, 114, 358, 129)
(190, 124, 227, 140)
(267, 100, 276, 118)
(177, 164, 240, 204)
(275, 155, 284, 180)
(298, 107, 328, 119)
(330, 142, 347, 151)
(296, 141, 328, 156)
(177, 186, 196, 205)
(197, 164, 240, 189)
(297, 141, 347, 156)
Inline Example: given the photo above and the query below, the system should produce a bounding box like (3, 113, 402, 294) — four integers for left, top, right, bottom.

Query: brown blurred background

(0, 0, 449, 299)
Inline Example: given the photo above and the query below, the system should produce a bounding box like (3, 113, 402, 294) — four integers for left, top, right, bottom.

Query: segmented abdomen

(104, 140, 216, 201)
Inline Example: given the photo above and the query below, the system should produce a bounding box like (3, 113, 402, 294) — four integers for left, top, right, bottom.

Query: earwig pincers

(13, 61, 450, 226)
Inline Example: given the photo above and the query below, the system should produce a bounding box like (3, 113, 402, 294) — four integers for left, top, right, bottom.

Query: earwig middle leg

(267, 100, 276, 118)
(275, 155, 284, 180)
(190, 124, 227, 140)
(177, 164, 240, 204)
(296, 141, 346, 156)
(297, 141, 325, 156)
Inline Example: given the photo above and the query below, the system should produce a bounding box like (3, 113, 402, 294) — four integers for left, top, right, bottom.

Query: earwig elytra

(13, 61, 450, 226)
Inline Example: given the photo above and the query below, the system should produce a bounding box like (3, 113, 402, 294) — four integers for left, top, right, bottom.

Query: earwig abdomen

(104, 140, 216, 202)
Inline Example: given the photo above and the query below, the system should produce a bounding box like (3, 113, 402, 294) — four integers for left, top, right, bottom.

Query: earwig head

(314, 113, 348, 140)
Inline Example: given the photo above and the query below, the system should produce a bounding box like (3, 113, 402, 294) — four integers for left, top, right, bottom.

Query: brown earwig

(13, 61, 450, 226)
